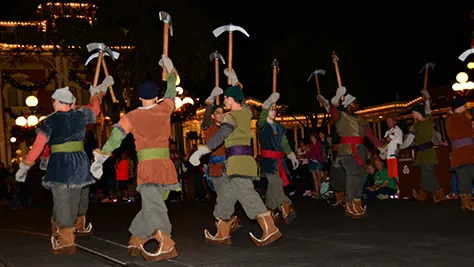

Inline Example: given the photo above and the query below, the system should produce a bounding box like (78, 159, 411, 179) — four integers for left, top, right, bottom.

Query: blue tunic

(258, 121, 290, 175)
(37, 108, 96, 188)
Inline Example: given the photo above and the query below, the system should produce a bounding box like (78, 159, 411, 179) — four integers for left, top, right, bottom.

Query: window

(6, 86, 19, 107)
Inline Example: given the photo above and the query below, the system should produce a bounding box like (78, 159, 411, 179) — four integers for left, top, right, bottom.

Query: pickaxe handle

(332, 52, 342, 88)
(162, 23, 170, 81)
(227, 32, 233, 85)
(93, 52, 102, 87)
(101, 58, 118, 103)
(214, 58, 220, 105)
(272, 66, 277, 108)
(315, 76, 322, 107)
(423, 67, 429, 91)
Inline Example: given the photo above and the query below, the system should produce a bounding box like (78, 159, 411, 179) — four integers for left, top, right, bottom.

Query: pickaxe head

(459, 48, 474, 61)
(307, 69, 326, 82)
(159, 11, 173, 36)
(85, 51, 121, 66)
(209, 51, 225, 64)
(271, 59, 279, 73)
(419, 62, 435, 74)
(86, 42, 116, 62)
(213, 24, 250, 38)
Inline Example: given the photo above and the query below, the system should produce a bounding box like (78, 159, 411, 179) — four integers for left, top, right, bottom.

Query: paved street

(1, 196, 474, 267)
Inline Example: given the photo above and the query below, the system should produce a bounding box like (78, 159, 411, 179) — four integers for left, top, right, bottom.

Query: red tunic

(205, 124, 226, 177)
(446, 112, 474, 168)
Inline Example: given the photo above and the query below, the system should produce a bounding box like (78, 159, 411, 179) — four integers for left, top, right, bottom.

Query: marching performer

(15, 76, 114, 254)
(257, 92, 299, 224)
(446, 97, 474, 211)
(90, 56, 179, 262)
(384, 117, 403, 179)
(200, 85, 243, 243)
(190, 70, 282, 246)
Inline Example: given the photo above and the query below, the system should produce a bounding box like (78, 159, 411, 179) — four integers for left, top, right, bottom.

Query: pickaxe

(213, 24, 250, 85)
(159, 11, 174, 81)
(307, 69, 326, 107)
(459, 48, 474, 61)
(85, 42, 119, 103)
(331, 52, 342, 88)
(419, 62, 435, 92)
(271, 59, 279, 109)
(209, 51, 226, 104)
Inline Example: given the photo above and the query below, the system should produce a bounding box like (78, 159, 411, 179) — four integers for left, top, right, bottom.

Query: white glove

(98, 76, 114, 93)
(331, 86, 346, 106)
(90, 150, 110, 179)
(318, 95, 330, 112)
(205, 87, 223, 104)
(39, 157, 49, 171)
(89, 85, 100, 96)
(15, 162, 32, 183)
(287, 152, 299, 170)
(224, 68, 239, 86)
(189, 146, 211, 166)
(263, 92, 280, 109)
(159, 55, 174, 73)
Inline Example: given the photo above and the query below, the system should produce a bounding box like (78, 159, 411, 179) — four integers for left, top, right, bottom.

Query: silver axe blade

(459, 48, 474, 61)
(419, 62, 435, 74)
(213, 24, 250, 38)
(85, 51, 120, 66)
(271, 59, 279, 73)
(159, 11, 173, 36)
(86, 42, 115, 59)
(307, 69, 326, 82)
(209, 51, 225, 64)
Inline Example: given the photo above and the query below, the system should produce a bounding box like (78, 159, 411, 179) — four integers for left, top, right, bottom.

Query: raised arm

(259, 92, 280, 129)
(85, 75, 114, 116)
(201, 87, 223, 130)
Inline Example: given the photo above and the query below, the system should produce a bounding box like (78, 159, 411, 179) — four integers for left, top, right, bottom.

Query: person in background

(367, 159, 397, 200)
(101, 153, 117, 203)
(116, 152, 131, 202)
(296, 140, 312, 197)
(127, 154, 137, 202)
(363, 163, 376, 198)
(307, 134, 323, 198)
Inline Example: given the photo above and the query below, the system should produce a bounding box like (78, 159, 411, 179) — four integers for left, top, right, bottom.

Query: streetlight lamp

(15, 95, 41, 127)
(452, 72, 474, 92)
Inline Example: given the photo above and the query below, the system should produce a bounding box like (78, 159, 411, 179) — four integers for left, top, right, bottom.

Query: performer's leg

(420, 163, 445, 203)
(231, 177, 282, 246)
(75, 186, 92, 237)
(456, 165, 474, 211)
(329, 159, 346, 207)
(51, 186, 80, 254)
(265, 172, 295, 224)
(341, 147, 367, 219)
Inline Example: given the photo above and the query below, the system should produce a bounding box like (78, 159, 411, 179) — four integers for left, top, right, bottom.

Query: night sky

(2, 1, 473, 114)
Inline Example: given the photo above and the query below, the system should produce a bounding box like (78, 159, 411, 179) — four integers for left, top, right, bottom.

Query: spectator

(367, 159, 397, 200)
(307, 134, 323, 198)
(116, 152, 132, 202)
(296, 140, 312, 197)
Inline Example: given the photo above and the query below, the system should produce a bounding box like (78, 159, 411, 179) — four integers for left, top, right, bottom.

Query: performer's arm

(100, 115, 132, 154)
(258, 109, 269, 129)
(84, 93, 104, 116)
(400, 126, 416, 149)
(205, 114, 236, 150)
(281, 135, 293, 155)
(159, 72, 177, 114)
(24, 133, 47, 165)
(328, 105, 340, 122)
(365, 126, 382, 147)
(201, 105, 213, 131)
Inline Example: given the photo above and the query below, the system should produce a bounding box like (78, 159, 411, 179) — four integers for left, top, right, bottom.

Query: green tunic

(335, 110, 368, 156)
(222, 106, 257, 177)
(410, 118, 437, 165)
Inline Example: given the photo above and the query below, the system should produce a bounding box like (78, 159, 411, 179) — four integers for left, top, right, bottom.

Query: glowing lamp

(175, 75, 181, 86)
(15, 116, 27, 127)
(465, 81, 474, 90)
(175, 97, 183, 109)
(25, 95, 38, 107)
(27, 115, 39, 127)
(10, 137, 16, 143)
(176, 87, 184, 95)
(468, 62, 474, 69)
(456, 72, 469, 83)
(182, 97, 194, 105)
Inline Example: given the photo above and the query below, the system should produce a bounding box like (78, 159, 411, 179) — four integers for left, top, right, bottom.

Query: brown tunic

(205, 123, 226, 177)
(446, 112, 474, 168)
(119, 99, 178, 185)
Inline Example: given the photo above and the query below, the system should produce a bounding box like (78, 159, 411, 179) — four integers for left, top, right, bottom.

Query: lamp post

(452, 72, 474, 94)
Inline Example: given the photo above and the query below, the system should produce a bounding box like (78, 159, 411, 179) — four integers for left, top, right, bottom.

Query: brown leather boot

(279, 202, 297, 224)
(51, 218, 56, 237)
(230, 215, 243, 233)
(204, 218, 232, 245)
(344, 199, 367, 219)
(74, 215, 92, 237)
(413, 189, 428, 202)
(51, 227, 76, 255)
(140, 230, 178, 262)
(331, 191, 345, 208)
(249, 211, 282, 246)
(433, 189, 446, 204)
(128, 235, 149, 257)
(460, 194, 474, 211)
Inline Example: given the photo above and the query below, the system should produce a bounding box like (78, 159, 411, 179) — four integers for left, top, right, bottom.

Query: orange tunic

(205, 124, 226, 177)
(446, 112, 474, 169)
(118, 99, 178, 185)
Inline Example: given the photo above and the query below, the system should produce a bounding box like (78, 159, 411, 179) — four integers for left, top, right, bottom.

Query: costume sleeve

(84, 93, 104, 116)
(432, 128, 443, 145)
(101, 115, 131, 154)
(400, 133, 415, 149)
(365, 126, 382, 147)
(164, 72, 177, 100)
(36, 118, 52, 142)
(281, 135, 292, 155)
(80, 108, 97, 125)
(206, 114, 236, 150)
(201, 105, 213, 130)
(329, 105, 340, 122)
(258, 109, 268, 129)
(25, 133, 47, 165)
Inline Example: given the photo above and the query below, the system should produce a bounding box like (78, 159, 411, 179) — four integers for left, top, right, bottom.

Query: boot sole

(284, 211, 297, 225)
(128, 247, 142, 257)
(251, 231, 282, 247)
(51, 245, 76, 255)
(141, 248, 178, 262)
(75, 231, 92, 238)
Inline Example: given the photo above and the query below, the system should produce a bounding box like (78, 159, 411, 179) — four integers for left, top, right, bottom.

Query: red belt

(261, 150, 289, 186)
(340, 136, 364, 166)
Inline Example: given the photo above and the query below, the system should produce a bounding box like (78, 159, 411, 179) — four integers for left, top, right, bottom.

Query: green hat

(224, 86, 244, 102)
(412, 104, 425, 117)
(212, 104, 223, 114)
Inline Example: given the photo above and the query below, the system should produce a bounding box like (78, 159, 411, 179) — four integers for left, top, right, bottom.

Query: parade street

(1, 197, 473, 267)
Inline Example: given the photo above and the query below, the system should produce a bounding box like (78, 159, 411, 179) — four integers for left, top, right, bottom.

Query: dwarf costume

(328, 124, 347, 207)
(91, 62, 179, 262)
(401, 101, 446, 203)
(446, 98, 474, 211)
(200, 91, 243, 242)
(15, 77, 113, 254)
(257, 93, 298, 224)
(328, 88, 382, 218)
(384, 124, 403, 178)
(191, 86, 281, 246)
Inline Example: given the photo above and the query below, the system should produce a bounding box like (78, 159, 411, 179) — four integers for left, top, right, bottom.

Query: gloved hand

(39, 157, 49, 171)
(205, 87, 224, 104)
(224, 68, 239, 86)
(420, 90, 431, 101)
(331, 86, 346, 106)
(263, 92, 280, 109)
(89, 85, 100, 96)
(159, 55, 175, 74)
(15, 162, 32, 183)
(98, 76, 114, 93)
(189, 146, 211, 166)
(90, 150, 110, 179)
(318, 95, 330, 112)
(287, 152, 299, 170)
